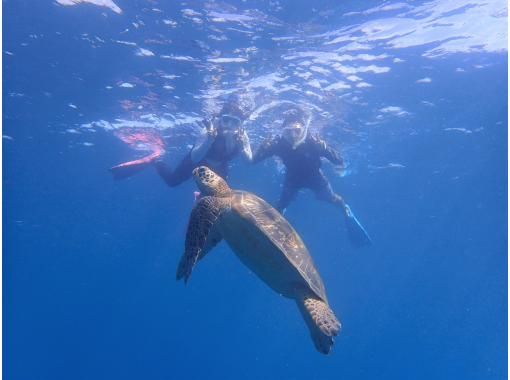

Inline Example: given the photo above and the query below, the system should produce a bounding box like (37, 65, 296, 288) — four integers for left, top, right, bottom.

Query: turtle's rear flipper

(297, 297, 341, 355)
(344, 204, 372, 247)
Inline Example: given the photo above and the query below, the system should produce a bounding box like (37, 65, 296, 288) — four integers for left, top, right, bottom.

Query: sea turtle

(176, 166, 341, 354)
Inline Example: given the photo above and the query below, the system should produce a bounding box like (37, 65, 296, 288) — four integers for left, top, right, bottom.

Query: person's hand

(334, 164, 351, 178)
(202, 118, 214, 130)
(202, 118, 217, 139)
(236, 129, 248, 144)
(206, 126, 218, 140)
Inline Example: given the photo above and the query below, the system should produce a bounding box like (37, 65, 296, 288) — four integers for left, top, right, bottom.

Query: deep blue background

(3, 1, 508, 379)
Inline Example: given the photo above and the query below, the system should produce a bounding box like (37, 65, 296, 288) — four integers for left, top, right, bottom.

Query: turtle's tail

(297, 297, 341, 355)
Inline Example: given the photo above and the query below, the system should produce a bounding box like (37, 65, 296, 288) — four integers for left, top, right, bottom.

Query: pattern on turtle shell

(233, 191, 327, 301)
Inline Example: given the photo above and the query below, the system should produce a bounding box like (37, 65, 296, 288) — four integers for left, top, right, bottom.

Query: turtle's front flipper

(297, 296, 341, 355)
(176, 196, 226, 283)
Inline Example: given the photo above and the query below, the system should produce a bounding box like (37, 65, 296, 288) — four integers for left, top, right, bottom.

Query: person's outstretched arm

(190, 119, 216, 164)
(313, 135, 344, 166)
(238, 129, 253, 162)
(252, 137, 279, 164)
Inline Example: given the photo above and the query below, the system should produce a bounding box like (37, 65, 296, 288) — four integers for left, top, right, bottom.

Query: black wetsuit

(155, 133, 241, 187)
(253, 135, 345, 211)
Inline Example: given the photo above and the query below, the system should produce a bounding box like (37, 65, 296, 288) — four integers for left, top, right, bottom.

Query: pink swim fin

(109, 127, 166, 180)
(109, 151, 162, 180)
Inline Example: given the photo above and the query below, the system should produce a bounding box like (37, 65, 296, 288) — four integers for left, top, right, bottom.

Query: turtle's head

(193, 166, 231, 197)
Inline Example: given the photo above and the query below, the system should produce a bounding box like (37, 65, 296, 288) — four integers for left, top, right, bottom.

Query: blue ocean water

(3, 1, 508, 379)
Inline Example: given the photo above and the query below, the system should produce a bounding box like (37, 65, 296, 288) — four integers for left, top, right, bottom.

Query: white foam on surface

(66, 0, 506, 157)
(368, 162, 406, 170)
(245, 73, 288, 91)
(161, 55, 198, 62)
(346, 75, 362, 82)
(181, 9, 201, 17)
(379, 106, 410, 117)
(336, 42, 373, 52)
(114, 40, 137, 46)
(208, 11, 255, 23)
(444, 128, 473, 134)
(319, 0, 506, 57)
(80, 114, 203, 132)
(207, 57, 248, 63)
(332, 64, 390, 75)
(324, 81, 351, 91)
(161, 75, 180, 80)
(309, 66, 331, 75)
(136, 48, 154, 57)
(344, 3, 411, 17)
(55, 0, 122, 14)
(163, 19, 178, 27)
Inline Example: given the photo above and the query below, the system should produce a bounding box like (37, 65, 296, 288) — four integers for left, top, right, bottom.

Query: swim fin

(109, 151, 161, 180)
(344, 204, 372, 247)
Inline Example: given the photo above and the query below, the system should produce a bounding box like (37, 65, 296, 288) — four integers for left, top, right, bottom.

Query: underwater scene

(3, 0, 508, 379)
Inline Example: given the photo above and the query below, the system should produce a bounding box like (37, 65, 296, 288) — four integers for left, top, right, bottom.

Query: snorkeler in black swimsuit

(154, 99, 253, 186)
(253, 107, 372, 247)
(109, 97, 253, 185)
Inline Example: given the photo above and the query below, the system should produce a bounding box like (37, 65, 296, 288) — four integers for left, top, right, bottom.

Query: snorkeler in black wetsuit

(109, 97, 253, 185)
(154, 99, 253, 186)
(253, 107, 372, 247)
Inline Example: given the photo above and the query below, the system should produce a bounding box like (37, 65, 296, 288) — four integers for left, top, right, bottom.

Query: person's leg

(276, 176, 299, 213)
(312, 171, 346, 209)
(154, 153, 194, 187)
(312, 171, 372, 246)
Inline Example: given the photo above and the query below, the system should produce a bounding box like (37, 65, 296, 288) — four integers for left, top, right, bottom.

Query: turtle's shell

(230, 190, 327, 301)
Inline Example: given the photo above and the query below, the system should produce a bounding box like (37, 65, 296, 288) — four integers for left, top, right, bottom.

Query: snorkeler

(153, 98, 252, 186)
(253, 107, 372, 247)
(109, 97, 253, 185)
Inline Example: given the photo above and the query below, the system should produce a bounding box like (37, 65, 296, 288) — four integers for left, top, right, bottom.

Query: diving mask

(282, 122, 307, 149)
(219, 114, 242, 132)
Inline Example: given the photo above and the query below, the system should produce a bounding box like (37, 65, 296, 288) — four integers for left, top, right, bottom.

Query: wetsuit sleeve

(190, 125, 216, 164)
(154, 156, 194, 187)
(313, 136, 344, 166)
(252, 137, 279, 164)
(238, 129, 253, 162)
